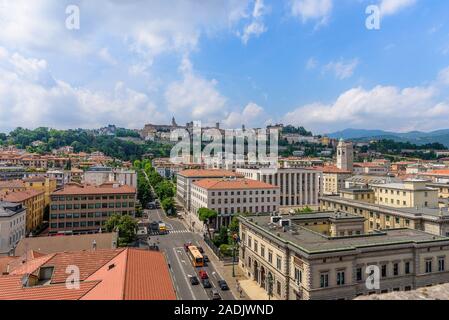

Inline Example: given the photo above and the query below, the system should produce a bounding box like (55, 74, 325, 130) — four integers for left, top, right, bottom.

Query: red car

(198, 270, 208, 280)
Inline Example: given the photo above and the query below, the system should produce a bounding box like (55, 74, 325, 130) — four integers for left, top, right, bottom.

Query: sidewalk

(239, 279, 278, 300)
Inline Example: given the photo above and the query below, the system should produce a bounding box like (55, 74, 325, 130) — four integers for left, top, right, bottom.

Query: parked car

(189, 276, 199, 286)
(211, 289, 221, 300)
(218, 280, 229, 291)
(198, 270, 208, 279)
(197, 246, 204, 254)
(202, 278, 212, 288)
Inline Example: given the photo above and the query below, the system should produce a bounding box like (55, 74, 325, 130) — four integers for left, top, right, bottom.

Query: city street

(143, 208, 235, 301)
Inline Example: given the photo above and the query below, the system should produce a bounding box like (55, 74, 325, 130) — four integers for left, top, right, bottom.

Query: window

(439, 257, 445, 272)
(393, 263, 399, 276)
(381, 264, 387, 278)
(320, 273, 329, 288)
(268, 251, 273, 264)
(260, 245, 265, 258)
(425, 259, 432, 273)
(405, 262, 410, 274)
(336, 271, 345, 286)
(356, 268, 362, 281)
(276, 256, 282, 270)
(294, 268, 302, 285)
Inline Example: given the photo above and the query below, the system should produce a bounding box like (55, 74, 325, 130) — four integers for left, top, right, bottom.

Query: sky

(0, 0, 448, 134)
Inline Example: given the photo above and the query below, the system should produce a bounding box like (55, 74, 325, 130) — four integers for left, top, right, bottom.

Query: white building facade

(0, 202, 26, 256)
(236, 167, 322, 210)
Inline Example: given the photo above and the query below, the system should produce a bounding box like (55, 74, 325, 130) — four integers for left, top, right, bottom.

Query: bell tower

(337, 139, 353, 172)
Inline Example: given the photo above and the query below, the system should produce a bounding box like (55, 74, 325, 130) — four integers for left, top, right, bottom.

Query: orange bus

(187, 245, 204, 267)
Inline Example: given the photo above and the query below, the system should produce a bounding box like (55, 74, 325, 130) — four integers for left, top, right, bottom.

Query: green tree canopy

(105, 214, 138, 246)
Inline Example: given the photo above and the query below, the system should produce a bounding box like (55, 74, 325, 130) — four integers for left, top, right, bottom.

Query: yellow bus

(187, 246, 204, 268)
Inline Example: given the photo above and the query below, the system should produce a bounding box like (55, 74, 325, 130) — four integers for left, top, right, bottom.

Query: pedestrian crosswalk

(168, 229, 190, 234)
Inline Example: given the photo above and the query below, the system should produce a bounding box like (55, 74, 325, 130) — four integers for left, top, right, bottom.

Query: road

(143, 208, 235, 301)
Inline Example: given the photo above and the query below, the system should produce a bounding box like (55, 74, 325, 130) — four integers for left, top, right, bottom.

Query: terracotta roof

(193, 178, 278, 190)
(178, 169, 243, 178)
(0, 189, 44, 203)
(0, 275, 101, 300)
(322, 166, 352, 174)
(52, 184, 136, 196)
(0, 180, 26, 190)
(14, 233, 118, 257)
(123, 249, 176, 300)
(0, 248, 176, 300)
(426, 169, 449, 176)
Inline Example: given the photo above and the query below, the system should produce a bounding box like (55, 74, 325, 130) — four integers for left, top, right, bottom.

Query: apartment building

(236, 167, 321, 210)
(239, 213, 449, 300)
(190, 178, 279, 229)
(22, 176, 57, 207)
(372, 179, 438, 209)
(84, 166, 137, 188)
(0, 166, 25, 181)
(49, 183, 136, 235)
(0, 189, 45, 234)
(321, 166, 352, 195)
(176, 169, 243, 211)
(0, 202, 26, 256)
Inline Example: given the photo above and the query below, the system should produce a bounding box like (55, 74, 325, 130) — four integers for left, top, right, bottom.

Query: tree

(198, 208, 217, 239)
(161, 197, 176, 215)
(213, 226, 229, 247)
(105, 214, 137, 246)
(155, 180, 175, 201)
(294, 206, 313, 214)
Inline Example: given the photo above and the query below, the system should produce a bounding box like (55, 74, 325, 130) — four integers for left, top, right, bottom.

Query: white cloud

(224, 102, 266, 128)
(283, 67, 449, 133)
(0, 47, 165, 131)
(290, 0, 333, 25)
(165, 57, 227, 122)
(238, 0, 268, 44)
(380, 0, 417, 16)
(323, 59, 359, 80)
(98, 48, 117, 65)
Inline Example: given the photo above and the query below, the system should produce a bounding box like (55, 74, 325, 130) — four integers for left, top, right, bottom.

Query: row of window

(50, 211, 133, 220)
(211, 197, 276, 205)
(246, 233, 283, 271)
(50, 220, 105, 229)
(51, 202, 134, 211)
(211, 190, 276, 196)
(208, 205, 277, 215)
(51, 194, 132, 201)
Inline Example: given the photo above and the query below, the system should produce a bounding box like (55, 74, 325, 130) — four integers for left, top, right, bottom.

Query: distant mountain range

(327, 129, 449, 147)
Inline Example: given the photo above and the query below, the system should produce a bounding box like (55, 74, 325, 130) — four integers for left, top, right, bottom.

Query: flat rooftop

(321, 195, 449, 219)
(240, 214, 449, 254)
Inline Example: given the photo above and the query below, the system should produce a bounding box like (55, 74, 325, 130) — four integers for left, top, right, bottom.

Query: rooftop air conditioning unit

(270, 216, 282, 224)
(279, 219, 291, 228)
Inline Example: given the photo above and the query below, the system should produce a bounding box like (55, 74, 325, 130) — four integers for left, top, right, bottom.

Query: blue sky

(0, 0, 448, 134)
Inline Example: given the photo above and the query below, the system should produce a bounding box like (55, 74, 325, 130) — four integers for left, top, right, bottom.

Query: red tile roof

(0, 189, 44, 202)
(322, 165, 352, 174)
(0, 248, 176, 300)
(426, 169, 449, 176)
(178, 169, 243, 178)
(193, 178, 278, 190)
(52, 184, 136, 196)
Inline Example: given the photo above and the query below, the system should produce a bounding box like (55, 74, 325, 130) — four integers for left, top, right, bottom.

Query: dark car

(211, 289, 221, 300)
(190, 276, 199, 286)
(218, 280, 229, 291)
(150, 222, 159, 232)
(197, 246, 204, 254)
(203, 255, 209, 263)
(202, 278, 212, 288)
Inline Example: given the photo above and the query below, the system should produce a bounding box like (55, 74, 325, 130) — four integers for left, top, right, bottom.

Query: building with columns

(238, 213, 449, 300)
(236, 167, 322, 211)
